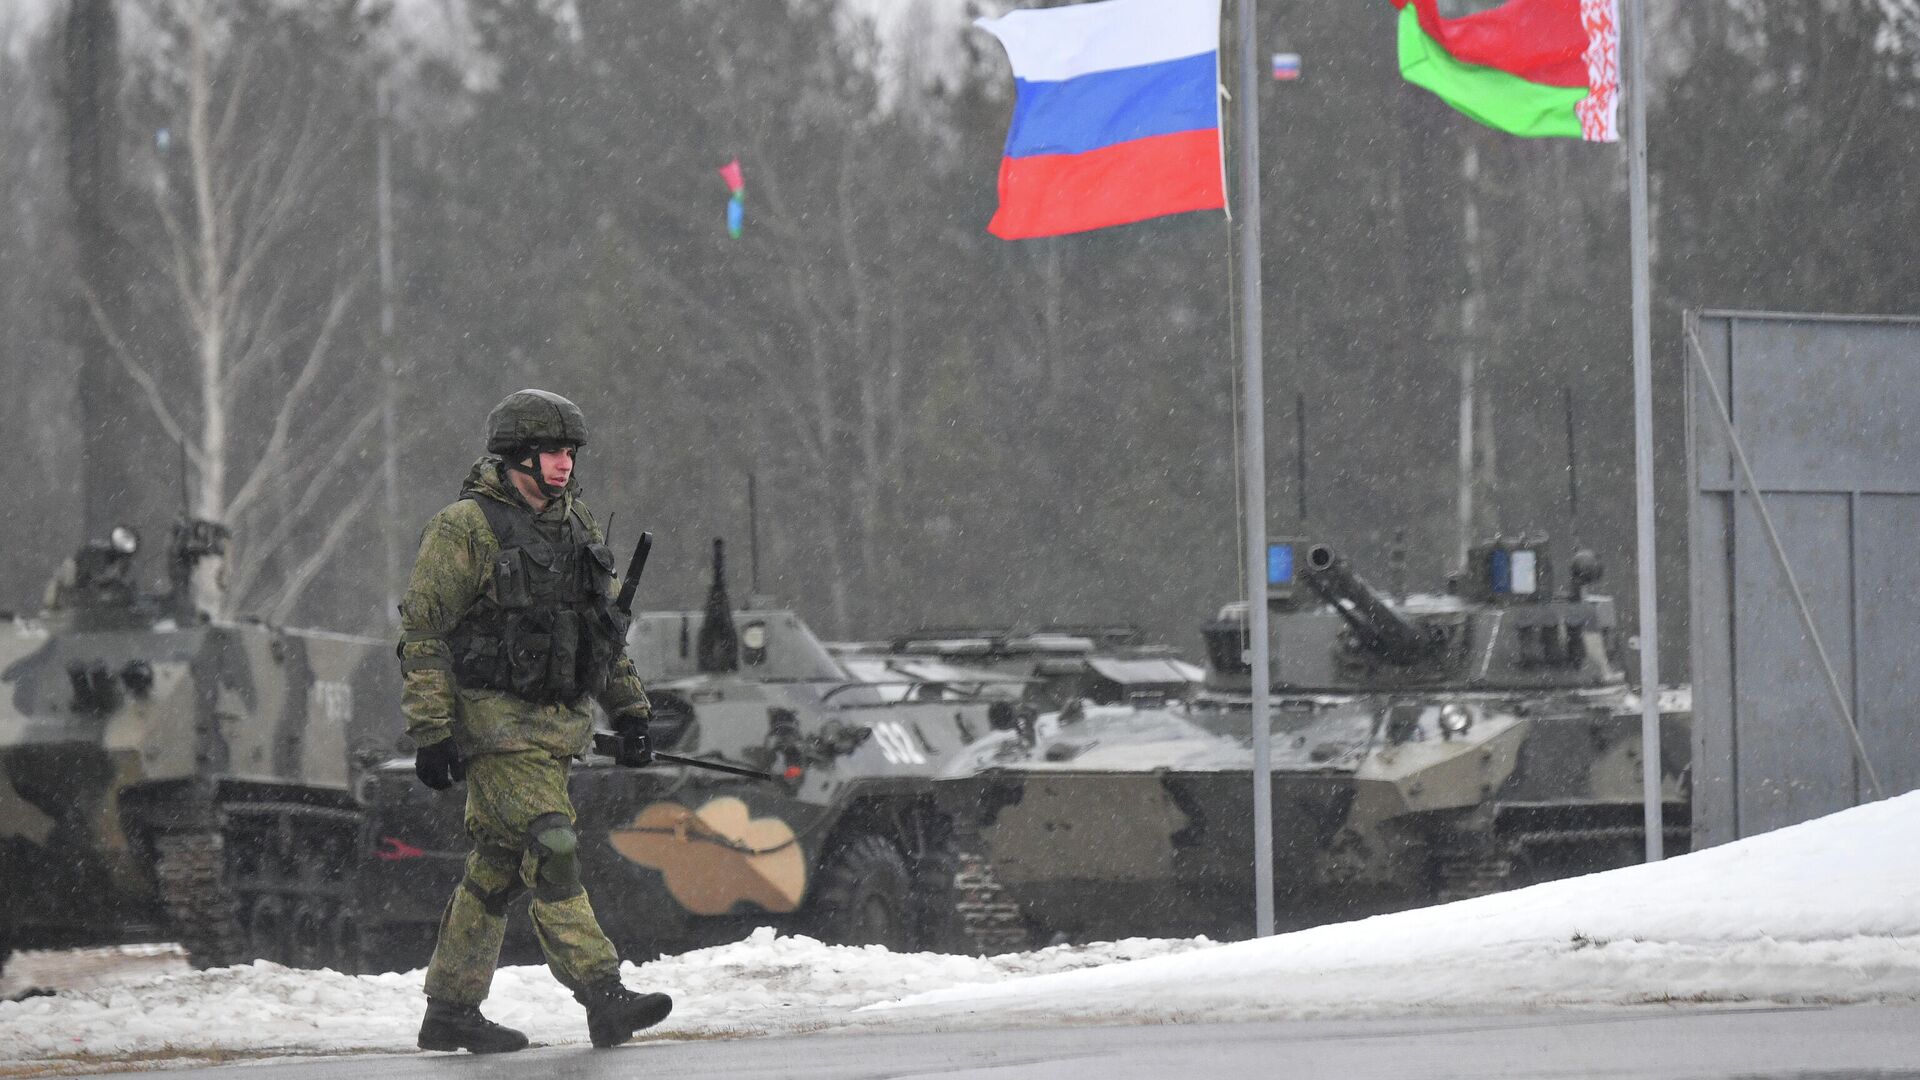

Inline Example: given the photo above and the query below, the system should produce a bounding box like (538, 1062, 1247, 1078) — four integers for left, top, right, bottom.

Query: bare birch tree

(89, 0, 380, 621)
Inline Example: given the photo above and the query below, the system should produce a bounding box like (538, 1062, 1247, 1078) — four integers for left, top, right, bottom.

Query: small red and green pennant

(1391, 0, 1619, 142)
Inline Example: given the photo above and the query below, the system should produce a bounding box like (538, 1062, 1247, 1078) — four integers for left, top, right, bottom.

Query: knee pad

(462, 843, 528, 916)
(528, 812, 583, 902)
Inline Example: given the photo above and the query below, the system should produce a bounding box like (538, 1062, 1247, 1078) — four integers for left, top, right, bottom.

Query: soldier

(399, 389, 671, 1053)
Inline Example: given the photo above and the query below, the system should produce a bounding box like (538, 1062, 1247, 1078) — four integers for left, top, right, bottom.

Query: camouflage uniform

(400, 456, 650, 1006)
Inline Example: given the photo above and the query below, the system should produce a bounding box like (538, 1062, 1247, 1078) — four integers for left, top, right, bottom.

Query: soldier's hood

(460, 455, 578, 511)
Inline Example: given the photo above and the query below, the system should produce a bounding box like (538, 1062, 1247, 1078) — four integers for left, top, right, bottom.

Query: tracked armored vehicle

(926, 535, 1691, 943)
(0, 522, 391, 974)
(353, 541, 1036, 968)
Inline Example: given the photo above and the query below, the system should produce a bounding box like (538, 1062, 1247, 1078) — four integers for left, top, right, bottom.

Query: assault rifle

(596, 530, 775, 782)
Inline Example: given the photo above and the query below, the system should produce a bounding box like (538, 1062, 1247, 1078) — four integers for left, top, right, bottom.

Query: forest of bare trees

(2, 0, 1916, 675)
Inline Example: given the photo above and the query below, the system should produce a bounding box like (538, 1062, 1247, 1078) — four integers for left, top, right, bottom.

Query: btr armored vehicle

(352, 542, 1035, 967)
(0, 522, 391, 974)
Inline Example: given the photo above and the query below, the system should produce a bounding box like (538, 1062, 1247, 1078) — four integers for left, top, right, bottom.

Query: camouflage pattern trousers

(423, 749, 620, 1005)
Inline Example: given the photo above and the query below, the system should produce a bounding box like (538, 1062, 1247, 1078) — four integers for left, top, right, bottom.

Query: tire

(911, 846, 974, 954)
(803, 835, 916, 951)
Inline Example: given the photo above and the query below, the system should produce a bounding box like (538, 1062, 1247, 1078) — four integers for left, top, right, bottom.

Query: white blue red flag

(976, 0, 1223, 239)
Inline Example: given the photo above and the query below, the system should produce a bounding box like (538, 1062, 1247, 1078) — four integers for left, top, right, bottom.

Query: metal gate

(1687, 310, 1920, 848)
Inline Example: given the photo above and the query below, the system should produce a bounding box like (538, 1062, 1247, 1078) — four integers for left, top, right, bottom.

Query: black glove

(414, 738, 466, 790)
(610, 711, 654, 767)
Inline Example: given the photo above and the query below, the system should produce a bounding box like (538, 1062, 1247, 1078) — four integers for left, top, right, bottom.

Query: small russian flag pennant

(1272, 52, 1301, 80)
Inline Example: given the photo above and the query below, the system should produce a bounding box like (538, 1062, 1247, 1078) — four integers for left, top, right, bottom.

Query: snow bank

(4, 792, 1919, 1065)
(877, 791, 1920, 1022)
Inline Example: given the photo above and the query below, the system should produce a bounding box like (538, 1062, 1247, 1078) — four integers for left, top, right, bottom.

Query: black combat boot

(416, 998, 531, 1054)
(578, 979, 674, 1048)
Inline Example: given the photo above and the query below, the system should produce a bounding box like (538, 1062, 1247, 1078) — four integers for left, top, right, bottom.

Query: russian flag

(976, 0, 1224, 240)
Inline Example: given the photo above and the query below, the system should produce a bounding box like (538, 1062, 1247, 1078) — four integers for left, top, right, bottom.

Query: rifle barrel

(615, 531, 653, 614)
(653, 750, 776, 781)
(591, 732, 776, 781)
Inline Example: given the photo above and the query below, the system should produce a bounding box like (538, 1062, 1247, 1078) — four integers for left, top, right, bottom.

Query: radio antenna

(747, 472, 762, 597)
(1563, 386, 1581, 542)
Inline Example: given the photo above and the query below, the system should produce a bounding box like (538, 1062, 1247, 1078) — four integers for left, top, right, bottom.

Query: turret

(1200, 533, 1623, 695)
(1299, 544, 1443, 665)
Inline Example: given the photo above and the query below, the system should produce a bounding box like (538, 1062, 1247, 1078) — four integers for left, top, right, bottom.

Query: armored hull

(0, 526, 391, 973)
(355, 608, 1031, 966)
(933, 692, 1688, 942)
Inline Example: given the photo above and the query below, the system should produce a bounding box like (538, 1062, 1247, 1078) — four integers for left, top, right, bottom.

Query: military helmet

(485, 390, 589, 455)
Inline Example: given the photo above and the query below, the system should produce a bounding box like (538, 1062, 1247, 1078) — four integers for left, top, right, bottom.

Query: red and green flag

(1391, 0, 1620, 142)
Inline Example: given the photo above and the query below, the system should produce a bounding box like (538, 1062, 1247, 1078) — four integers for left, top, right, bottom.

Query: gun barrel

(615, 531, 653, 615)
(1300, 544, 1439, 664)
(590, 731, 776, 780)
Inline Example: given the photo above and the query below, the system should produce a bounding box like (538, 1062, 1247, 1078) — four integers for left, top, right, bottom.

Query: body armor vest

(447, 496, 628, 705)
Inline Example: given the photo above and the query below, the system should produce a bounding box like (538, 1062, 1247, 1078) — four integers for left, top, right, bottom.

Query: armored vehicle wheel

(804, 835, 915, 951)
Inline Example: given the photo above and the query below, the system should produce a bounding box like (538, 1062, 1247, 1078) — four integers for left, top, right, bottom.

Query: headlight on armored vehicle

(1438, 703, 1473, 737)
(110, 525, 140, 554)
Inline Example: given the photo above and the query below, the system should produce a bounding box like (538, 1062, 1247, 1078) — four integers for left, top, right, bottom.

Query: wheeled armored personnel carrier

(352, 541, 1036, 968)
(0, 521, 392, 974)
(925, 535, 1691, 943)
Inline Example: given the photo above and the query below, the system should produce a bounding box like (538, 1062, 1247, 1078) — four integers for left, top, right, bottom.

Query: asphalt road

(136, 1004, 1920, 1080)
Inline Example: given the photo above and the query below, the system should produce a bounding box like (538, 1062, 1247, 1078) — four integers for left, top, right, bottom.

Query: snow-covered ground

(4, 792, 1919, 1070)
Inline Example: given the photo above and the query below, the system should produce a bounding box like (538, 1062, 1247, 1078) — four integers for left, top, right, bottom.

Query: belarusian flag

(1392, 0, 1620, 142)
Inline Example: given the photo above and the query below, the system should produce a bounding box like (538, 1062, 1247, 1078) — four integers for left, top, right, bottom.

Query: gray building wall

(1687, 311, 1920, 848)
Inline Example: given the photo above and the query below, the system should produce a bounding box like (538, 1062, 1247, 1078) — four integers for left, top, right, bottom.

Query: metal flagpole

(1233, 0, 1276, 936)
(1457, 145, 1482, 569)
(1622, 0, 1664, 862)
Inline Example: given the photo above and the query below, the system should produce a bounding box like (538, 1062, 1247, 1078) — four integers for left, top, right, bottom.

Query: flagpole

(1232, 0, 1276, 937)
(1623, 0, 1664, 862)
